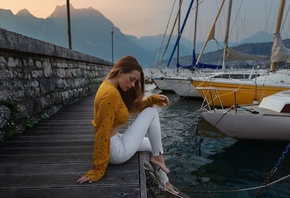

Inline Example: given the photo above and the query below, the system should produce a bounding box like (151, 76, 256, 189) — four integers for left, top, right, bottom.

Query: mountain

(0, 5, 155, 66)
(239, 31, 273, 44)
(16, 9, 35, 18)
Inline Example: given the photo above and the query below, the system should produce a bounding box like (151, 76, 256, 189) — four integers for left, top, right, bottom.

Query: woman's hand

(76, 175, 94, 184)
(159, 95, 169, 106)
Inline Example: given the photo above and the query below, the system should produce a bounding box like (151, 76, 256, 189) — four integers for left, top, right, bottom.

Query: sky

(0, 0, 290, 42)
(0, 0, 180, 38)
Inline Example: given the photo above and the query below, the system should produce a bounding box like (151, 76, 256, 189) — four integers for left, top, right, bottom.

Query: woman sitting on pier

(76, 55, 178, 194)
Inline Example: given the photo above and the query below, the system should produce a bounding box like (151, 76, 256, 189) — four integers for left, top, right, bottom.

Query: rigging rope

(153, 0, 178, 70)
(180, 173, 290, 194)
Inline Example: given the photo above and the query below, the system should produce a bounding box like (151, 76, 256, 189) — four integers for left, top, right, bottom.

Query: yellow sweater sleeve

(85, 87, 119, 182)
(141, 94, 166, 109)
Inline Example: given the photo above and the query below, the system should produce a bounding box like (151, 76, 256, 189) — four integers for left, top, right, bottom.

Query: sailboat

(193, 0, 290, 107)
(154, 0, 269, 98)
(198, 89, 290, 141)
(153, 0, 224, 97)
(151, 0, 183, 92)
(162, 0, 223, 98)
(160, 0, 204, 97)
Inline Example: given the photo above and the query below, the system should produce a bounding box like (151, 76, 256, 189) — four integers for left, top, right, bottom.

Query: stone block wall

(0, 28, 113, 141)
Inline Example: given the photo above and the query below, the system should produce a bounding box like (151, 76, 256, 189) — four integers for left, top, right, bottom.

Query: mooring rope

(254, 142, 290, 197)
(179, 173, 290, 194)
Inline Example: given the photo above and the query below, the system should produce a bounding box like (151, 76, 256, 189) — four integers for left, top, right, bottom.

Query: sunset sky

(0, 0, 181, 38)
(0, 0, 290, 41)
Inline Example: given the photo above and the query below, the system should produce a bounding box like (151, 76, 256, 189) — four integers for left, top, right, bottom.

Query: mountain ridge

(0, 5, 287, 67)
(16, 9, 35, 18)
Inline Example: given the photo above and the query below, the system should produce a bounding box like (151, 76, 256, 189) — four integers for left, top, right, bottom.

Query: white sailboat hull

(200, 110, 290, 141)
(163, 76, 201, 97)
(198, 90, 290, 141)
(152, 76, 172, 91)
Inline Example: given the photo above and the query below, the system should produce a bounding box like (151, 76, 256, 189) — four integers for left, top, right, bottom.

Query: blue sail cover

(167, 0, 195, 67)
(167, 0, 222, 70)
(177, 50, 222, 70)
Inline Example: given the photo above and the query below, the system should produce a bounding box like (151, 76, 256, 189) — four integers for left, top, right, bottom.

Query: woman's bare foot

(164, 182, 179, 195)
(150, 155, 169, 174)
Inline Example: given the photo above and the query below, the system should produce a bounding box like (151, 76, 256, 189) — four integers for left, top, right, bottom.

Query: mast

(221, 0, 233, 72)
(192, 0, 199, 65)
(270, 0, 286, 72)
(177, 0, 182, 73)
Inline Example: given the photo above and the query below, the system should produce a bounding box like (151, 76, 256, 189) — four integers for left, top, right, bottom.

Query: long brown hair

(106, 55, 145, 113)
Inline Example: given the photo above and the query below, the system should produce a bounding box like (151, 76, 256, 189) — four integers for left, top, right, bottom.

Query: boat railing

(196, 86, 238, 114)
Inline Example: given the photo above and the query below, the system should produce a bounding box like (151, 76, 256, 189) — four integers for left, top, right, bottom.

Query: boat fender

(249, 108, 259, 114)
(197, 108, 207, 113)
(230, 105, 239, 109)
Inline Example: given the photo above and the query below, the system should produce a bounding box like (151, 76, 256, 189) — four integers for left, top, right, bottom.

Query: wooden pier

(0, 94, 147, 198)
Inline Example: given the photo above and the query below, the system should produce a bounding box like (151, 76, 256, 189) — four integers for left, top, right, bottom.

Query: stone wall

(0, 28, 113, 141)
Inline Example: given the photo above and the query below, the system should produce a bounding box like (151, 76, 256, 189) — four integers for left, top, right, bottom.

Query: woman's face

(118, 70, 140, 92)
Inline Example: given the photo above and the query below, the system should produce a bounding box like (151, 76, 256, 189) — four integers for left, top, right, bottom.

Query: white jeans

(109, 107, 168, 184)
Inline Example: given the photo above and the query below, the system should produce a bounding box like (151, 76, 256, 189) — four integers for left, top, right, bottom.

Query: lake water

(146, 84, 290, 198)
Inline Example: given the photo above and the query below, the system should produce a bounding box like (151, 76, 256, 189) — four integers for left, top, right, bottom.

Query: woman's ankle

(150, 155, 169, 174)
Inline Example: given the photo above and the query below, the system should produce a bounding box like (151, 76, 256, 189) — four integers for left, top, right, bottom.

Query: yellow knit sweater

(85, 80, 165, 181)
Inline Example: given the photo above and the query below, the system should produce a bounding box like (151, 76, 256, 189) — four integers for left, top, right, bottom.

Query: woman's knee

(141, 107, 159, 119)
(143, 107, 158, 115)
(140, 107, 159, 123)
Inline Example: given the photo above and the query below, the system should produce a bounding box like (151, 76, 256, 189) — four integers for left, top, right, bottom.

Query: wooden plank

(6, 134, 94, 142)
(2, 140, 93, 148)
(0, 160, 137, 175)
(20, 128, 94, 134)
(139, 152, 148, 198)
(0, 146, 93, 155)
(0, 163, 92, 175)
(0, 170, 139, 187)
(0, 185, 141, 198)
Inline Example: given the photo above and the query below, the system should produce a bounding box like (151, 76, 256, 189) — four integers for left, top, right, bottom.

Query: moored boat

(198, 89, 290, 141)
(194, 69, 290, 107)
(193, 0, 290, 107)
